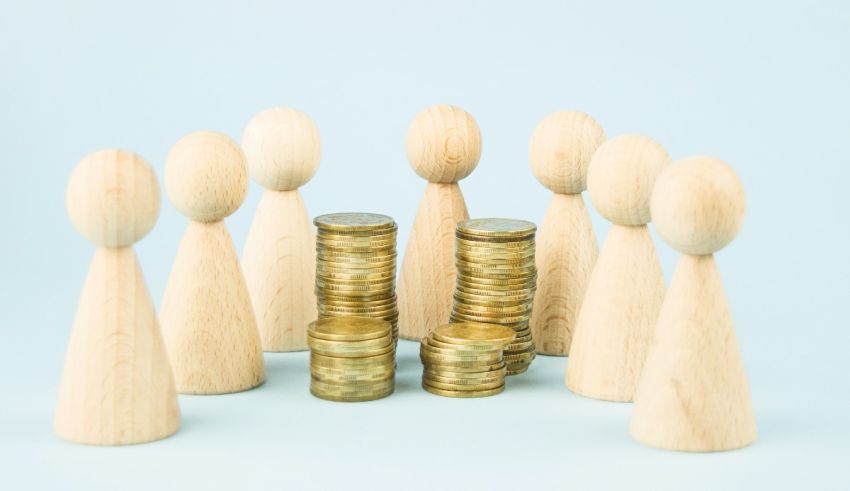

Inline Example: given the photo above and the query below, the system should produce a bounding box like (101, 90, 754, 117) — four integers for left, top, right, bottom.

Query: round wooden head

(587, 135, 671, 226)
(242, 107, 321, 191)
(165, 131, 248, 222)
(529, 111, 605, 194)
(405, 105, 481, 183)
(651, 156, 745, 255)
(66, 149, 160, 248)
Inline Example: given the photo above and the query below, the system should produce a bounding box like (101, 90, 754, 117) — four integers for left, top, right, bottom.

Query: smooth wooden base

(161, 220, 265, 394)
(55, 248, 180, 445)
(242, 190, 317, 352)
(530, 193, 598, 355)
(630, 254, 756, 452)
(566, 224, 664, 401)
(398, 182, 468, 340)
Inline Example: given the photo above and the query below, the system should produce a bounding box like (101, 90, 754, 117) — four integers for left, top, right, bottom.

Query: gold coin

(455, 248, 535, 260)
(424, 336, 502, 352)
(423, 361, 506, 373)
(310, 341, 394, 358)
(311, 377, 395, 392)
(310, 386, 394, 402)
(425, 365, 507, 379)
(310, 351, 395, 369)
(317, 271, 396, 283)
(422, 376, 505, 391)
(452, 295, 532, 309)
(314, 213, 396, 232)
(312, 368, 395, 384)
(420, 337, 501, 357)
(431, 322, 514, 346)
(423, 372, 503, 386)
(431, 322, 516, 346)
(455, 237, 535, 250)
(505, 366, 528, 376)
(451, 301, 531, 314)
(308, 332, 392, 350)
(318, 238, 397, 249)
(419, 350, 503, 366)
(307, 317, 391, 342)
(456, 218, 536, 237)
(422, 382, 505, 398)
(450, 310, 531, 324)
(455, 256, 536, 267)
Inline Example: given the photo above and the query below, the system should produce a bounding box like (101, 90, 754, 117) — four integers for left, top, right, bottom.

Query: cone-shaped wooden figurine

(160, 131, 265, 394)
(241, 108, 320, 352)
(566, 135, 670, 402)
(528, 111, 605, 356)
(398, 105, 482, 340)
(631, 156, 756, 452)
(55, 149, 180, 445)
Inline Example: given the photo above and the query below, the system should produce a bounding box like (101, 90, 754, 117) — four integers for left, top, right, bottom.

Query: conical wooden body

(530, 193, 598, 355)
(242, 190, 316, 352)
(566, 224, 664, 401)
(161, 220, 265, 394)
(398, 182, 468, 340)
(631, 254, 756, 451)
(55, 248, 180, 445)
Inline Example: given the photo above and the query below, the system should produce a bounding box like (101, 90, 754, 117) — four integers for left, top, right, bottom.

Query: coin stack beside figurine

(420, 323, 516, 398)
(450, 218, 539, 375)
(307, 317, 395, 402)
(314, 213, 399, 344)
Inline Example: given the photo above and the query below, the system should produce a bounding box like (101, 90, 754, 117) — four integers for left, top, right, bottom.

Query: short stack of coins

(314, 213, 399, 344)
(308, 317, 395, 402)
(450, 218, 538, 375)
(420, 322, 516, 397)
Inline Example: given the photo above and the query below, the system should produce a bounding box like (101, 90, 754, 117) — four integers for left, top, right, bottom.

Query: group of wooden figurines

(55, 105, 755, 453)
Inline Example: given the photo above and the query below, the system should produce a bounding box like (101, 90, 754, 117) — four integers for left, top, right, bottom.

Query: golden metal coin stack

(420, 322, 516, 398)
(450, 218, 538, 375)
(314, 213, 399, 344)
(308, 317, 395, 402)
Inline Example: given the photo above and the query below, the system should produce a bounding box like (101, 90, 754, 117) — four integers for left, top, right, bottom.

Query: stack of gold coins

(308, 317, 395, 402)
(450, 218, 538, 375)
(420, 322, 516, 397)
(314, 213, 398, 344)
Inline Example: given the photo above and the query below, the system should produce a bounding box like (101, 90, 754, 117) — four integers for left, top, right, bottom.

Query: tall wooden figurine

(398, 105, 482, 340)
(56, 149, 180, 445)
(160, 131, 265, 394)
(631, 156, 756, 452)
(566, 135, 670, 402)
(241, 107, 321, 352)
(528, 111, 605, 355)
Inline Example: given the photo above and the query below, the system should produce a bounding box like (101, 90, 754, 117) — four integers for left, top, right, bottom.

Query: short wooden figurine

(528, 111, 605, 355)
(566, 135, 670, 402)
(160, 131, 265, 394)
(241, 107, 321, 352)
(398, 105, 482, 340)
(631, 156, 756, 452)
(56, 149, 180, 445)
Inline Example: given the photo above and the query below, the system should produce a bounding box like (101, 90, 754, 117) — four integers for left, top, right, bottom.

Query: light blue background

(1, 0, 848, 489)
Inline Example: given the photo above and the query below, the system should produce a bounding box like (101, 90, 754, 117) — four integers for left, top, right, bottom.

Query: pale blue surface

(1, 1, 848, 489)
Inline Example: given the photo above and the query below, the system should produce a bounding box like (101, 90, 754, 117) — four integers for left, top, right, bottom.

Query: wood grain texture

(66, 149, 160, 248)
(55, 248, 180, 445)
(529, 193, 598, 355)
(405, 105, 481, 184)
(565, 224, 665, 401)
(160, 220, 265, 394)
(398, 182, 469, 340)
(242, 190, 317, 352)
(630, 255, 756, 451)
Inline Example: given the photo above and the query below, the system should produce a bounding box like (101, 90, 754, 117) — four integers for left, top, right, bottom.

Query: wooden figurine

(631, 156, 756, 452)
(566, 135, 670, 402)
(56, 149, 180, 445)
(398, 105, 482, 340)
(160, 131, 265, 394)
(528, 111, 605, 356)
(241, 107, 321, 352)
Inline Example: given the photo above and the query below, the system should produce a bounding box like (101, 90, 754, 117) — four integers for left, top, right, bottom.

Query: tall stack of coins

(420, 322, 516, 397)
(450, 218, 538, 375)
(314, 213, 399, 344)
(308, 317, 395, 402)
